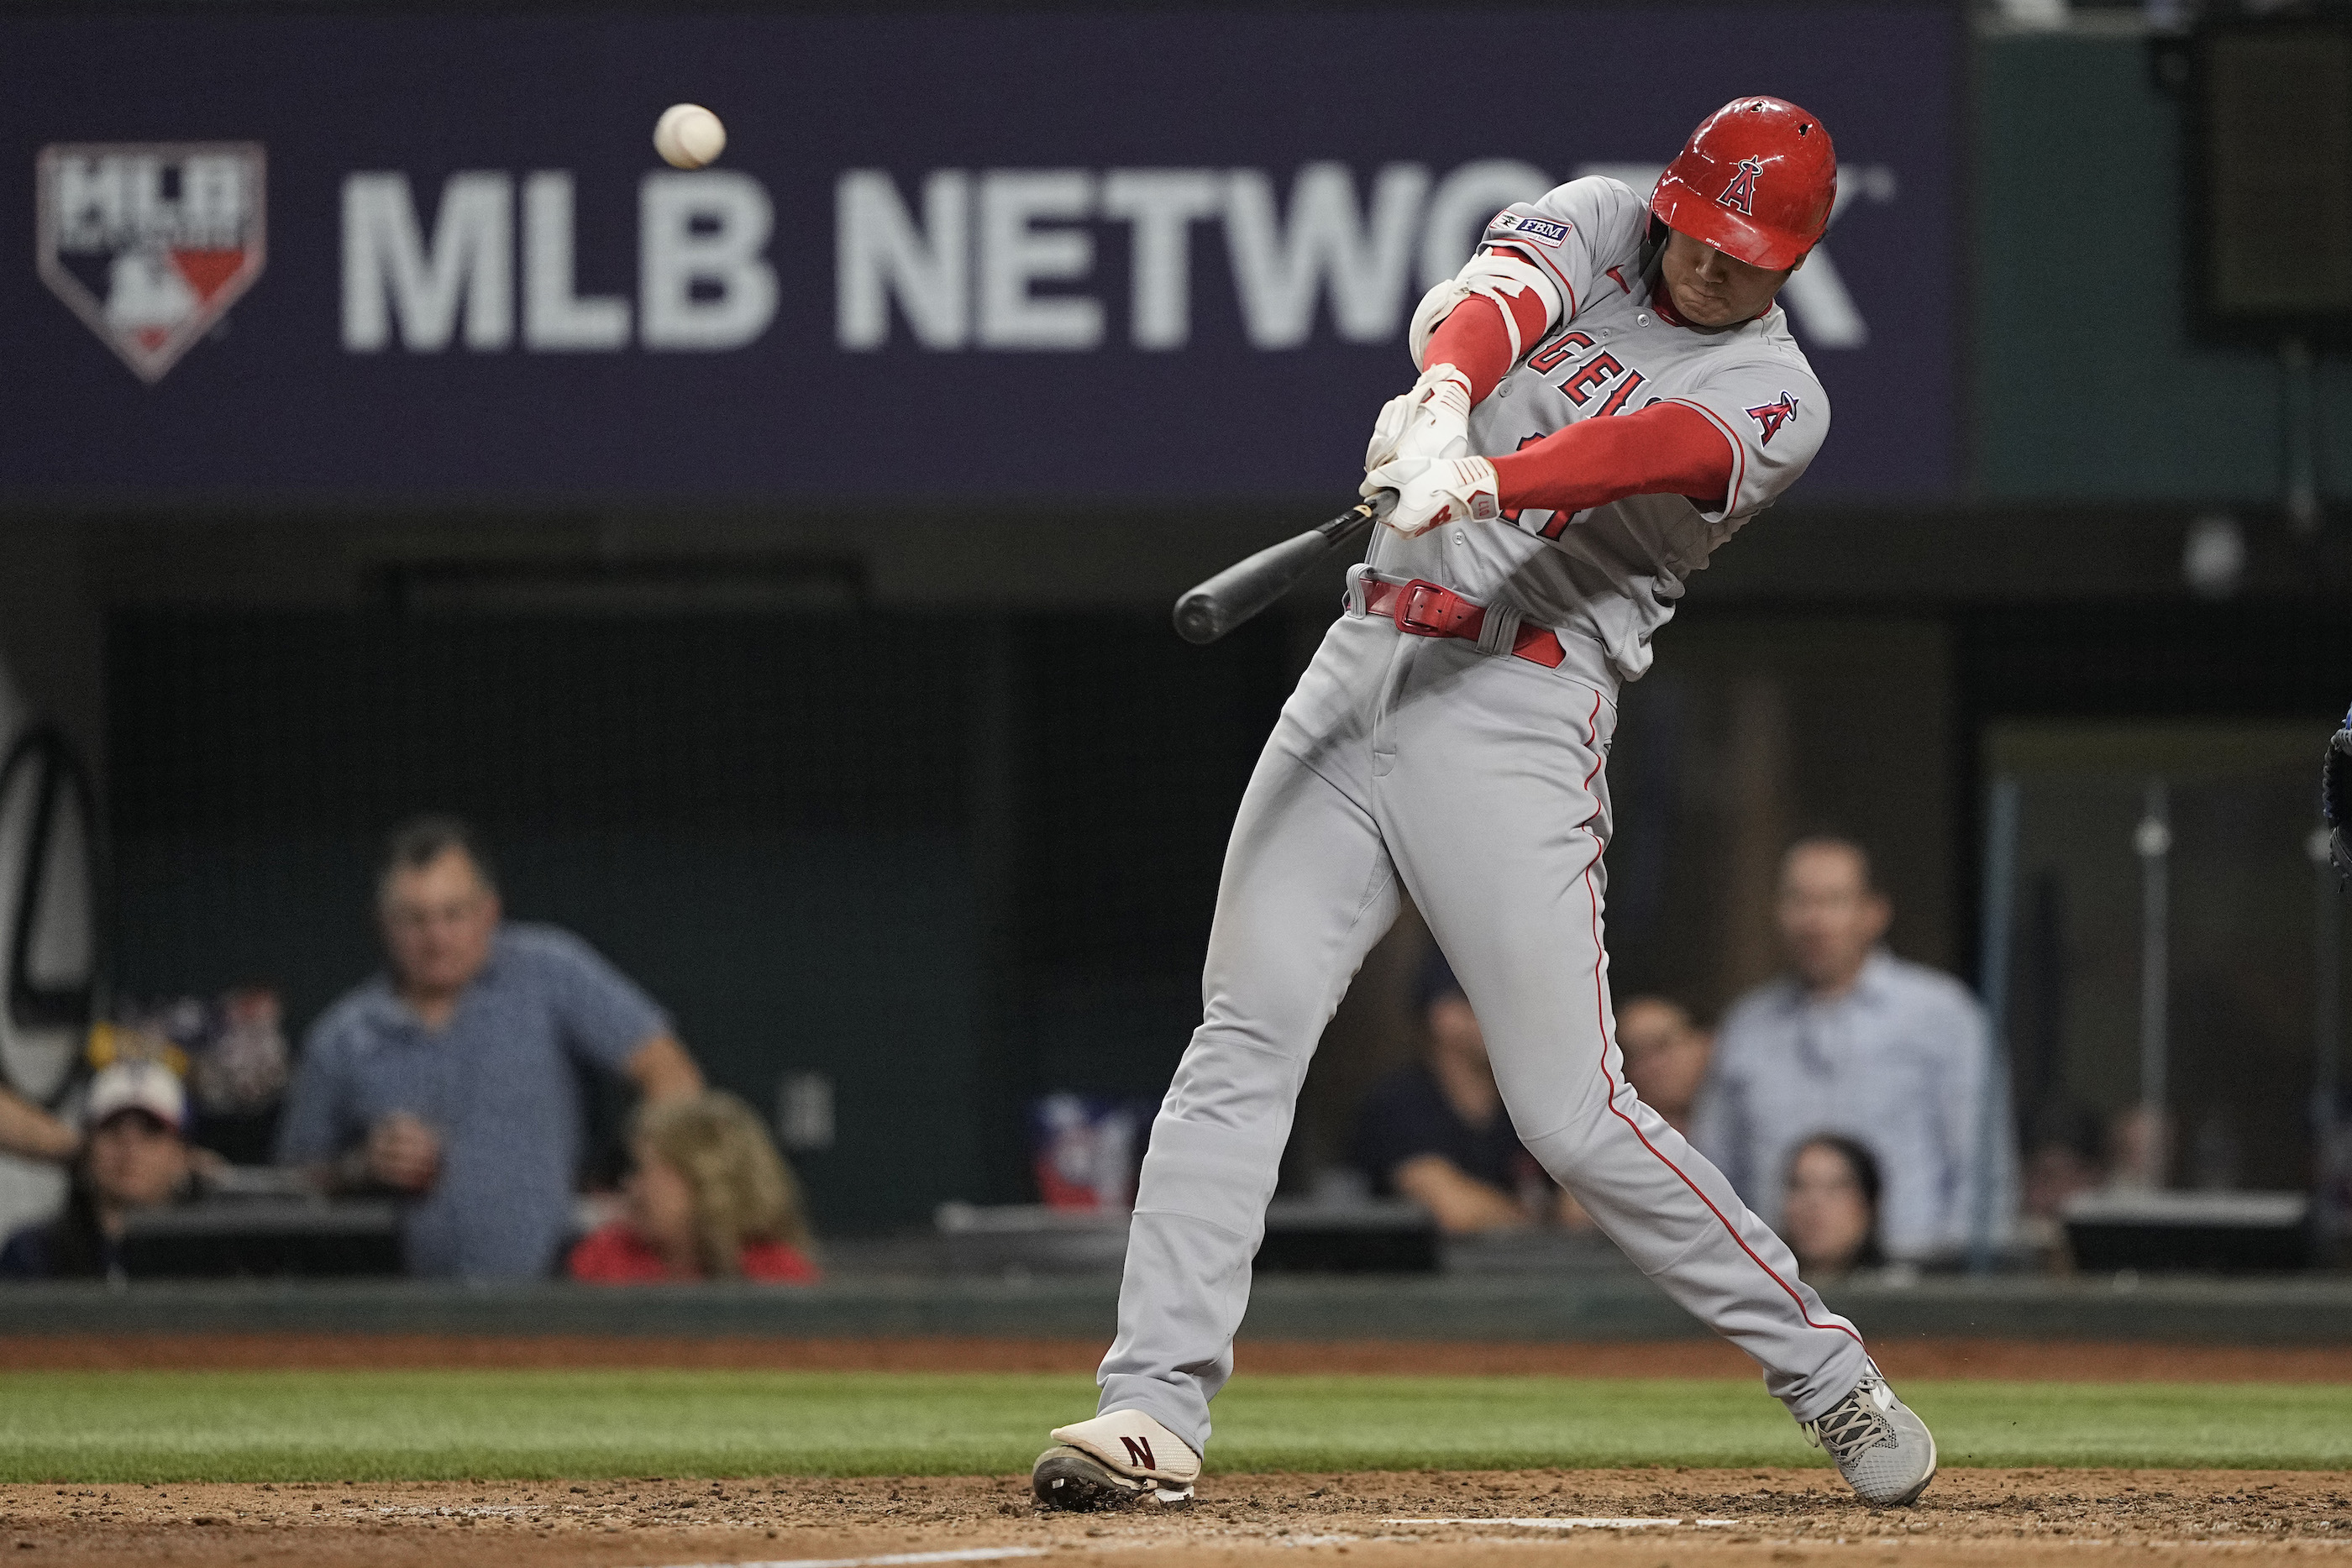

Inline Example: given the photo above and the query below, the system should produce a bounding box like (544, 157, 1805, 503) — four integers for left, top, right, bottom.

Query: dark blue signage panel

(0, 8, 1958, 501)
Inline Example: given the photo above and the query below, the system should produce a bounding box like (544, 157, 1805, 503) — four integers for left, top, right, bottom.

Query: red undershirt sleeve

(1488, 401, 1736, 517)
(1419, 284, 1554, 403)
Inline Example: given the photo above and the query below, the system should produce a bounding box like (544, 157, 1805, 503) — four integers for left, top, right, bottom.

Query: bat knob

(1173, 592, 1226, 646)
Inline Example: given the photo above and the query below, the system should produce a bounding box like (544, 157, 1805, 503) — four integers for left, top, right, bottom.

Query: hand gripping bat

(1172, 491, 1398, 645)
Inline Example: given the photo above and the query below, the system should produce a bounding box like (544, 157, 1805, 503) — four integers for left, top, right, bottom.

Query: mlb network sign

(323, 160, 1888, 364)
(0, 7, 1959, 498)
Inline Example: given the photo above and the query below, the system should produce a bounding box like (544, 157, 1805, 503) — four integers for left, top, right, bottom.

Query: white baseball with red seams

(1070, 143, 1903, 1494)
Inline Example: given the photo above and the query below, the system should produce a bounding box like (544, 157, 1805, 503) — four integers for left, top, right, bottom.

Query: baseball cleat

(1801, 1360, 1937, 1507)
(1031, 1409, 1199, 1511)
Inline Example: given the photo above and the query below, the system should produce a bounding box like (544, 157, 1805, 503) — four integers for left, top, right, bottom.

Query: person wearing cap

(0, 1060, 207, 1280)
(276, 815, 705, 1279)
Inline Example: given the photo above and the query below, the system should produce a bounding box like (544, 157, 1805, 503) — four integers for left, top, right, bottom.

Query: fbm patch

(1494, 212, 1570, 249)
(37, 143, 266, 384)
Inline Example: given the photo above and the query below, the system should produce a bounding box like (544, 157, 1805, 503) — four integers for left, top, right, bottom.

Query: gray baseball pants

(1095, 595, 1872, 1458)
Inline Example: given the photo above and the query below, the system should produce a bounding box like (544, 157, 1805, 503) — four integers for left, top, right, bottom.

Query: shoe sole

(1865, 1429, 1938, 1508)
(1031, 1446, 1194, 1513)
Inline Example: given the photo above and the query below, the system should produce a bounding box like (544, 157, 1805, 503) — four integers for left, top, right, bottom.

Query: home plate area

(9, 1468, 2352, 1568)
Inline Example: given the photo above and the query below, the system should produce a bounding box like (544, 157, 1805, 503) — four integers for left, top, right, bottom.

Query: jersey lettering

(1561, 353, 1625, 406)
(1594, 370, 1647, 419)
(1745, 390, 1800, 444)
(1527, 330, 1593, 375)
(1718, 158, 1762, 217)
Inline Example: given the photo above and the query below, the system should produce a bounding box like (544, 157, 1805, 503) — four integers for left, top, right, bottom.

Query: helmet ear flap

(1638, 217, 1669, 288)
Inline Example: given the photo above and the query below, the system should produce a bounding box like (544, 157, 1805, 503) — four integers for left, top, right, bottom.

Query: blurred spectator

(2104, 1102, 2171, 1193)
(2017, 1099, 2107, 1256)
(1694, 836, 2012, 1264)
(1777, 1133, 1891, 1278)
(1352, 949, 1569, 1234)
(0, 1085, 76, 1164)
(276, 815, 705, 1279)
(569, 1091, 818, 1283)
(1780, 1134, 1886, 1281)
(0, 1062, 209, 1280)
(1615, 996, 1710, 1135)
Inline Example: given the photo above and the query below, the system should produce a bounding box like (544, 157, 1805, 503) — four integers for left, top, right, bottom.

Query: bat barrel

(1172, 499, 1383, 646)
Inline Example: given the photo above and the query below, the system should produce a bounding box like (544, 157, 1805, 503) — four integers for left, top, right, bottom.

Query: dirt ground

(6, 1467, 2351, 1568)
(10, 1333, 2352, 1381)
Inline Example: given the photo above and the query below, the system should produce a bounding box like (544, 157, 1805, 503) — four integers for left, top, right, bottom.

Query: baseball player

(1032, 98, 1937, 1512)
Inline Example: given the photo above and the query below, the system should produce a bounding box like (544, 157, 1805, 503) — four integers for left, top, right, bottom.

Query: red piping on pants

(1580, 690, 1607, 790)
(1577, 703, 1862, 1349)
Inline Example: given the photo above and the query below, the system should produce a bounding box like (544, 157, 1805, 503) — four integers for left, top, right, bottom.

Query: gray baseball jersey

(1368, 175, 1829, 679)
(1090, 176, 1870, 1466)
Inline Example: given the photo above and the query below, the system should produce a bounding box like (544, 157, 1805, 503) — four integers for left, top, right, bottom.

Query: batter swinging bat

(1173, 491, 1398, 645)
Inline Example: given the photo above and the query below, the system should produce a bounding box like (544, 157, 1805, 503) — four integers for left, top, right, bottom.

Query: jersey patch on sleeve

(1492, 212, 1571, 249)
(1745, 390, 1800, 445)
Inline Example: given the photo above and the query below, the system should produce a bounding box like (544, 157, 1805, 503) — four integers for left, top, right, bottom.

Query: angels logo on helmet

(1718, 157, 1764, 217)
(36, 142, 267, 384)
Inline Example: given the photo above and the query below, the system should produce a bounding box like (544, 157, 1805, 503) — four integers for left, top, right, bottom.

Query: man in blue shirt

(1693, 836, 2011, 1265)
(276, 817, 703, 1278)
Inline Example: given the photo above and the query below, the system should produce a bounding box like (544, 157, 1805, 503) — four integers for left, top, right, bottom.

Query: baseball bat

(1173, 491, 1396, 645)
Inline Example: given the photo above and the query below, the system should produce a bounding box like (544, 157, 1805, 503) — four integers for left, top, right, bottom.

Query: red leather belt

(1360, 578, 1568, 670)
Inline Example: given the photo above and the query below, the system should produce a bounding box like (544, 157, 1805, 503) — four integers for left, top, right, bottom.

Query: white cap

(84, 1059, 188, 1133)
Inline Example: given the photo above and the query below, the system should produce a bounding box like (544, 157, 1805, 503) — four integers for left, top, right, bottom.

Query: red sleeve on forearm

(1420, 286, 1554, 403)
(1488, 402, 1735, 517)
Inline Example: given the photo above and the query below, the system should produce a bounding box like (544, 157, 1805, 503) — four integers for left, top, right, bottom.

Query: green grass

(1, 1371, 2346, 1483)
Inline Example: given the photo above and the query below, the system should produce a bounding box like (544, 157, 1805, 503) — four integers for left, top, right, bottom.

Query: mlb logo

(36, 142, 266, 384)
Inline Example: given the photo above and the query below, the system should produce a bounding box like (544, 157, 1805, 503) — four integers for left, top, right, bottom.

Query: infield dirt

(7, 1467, 2351, 1568)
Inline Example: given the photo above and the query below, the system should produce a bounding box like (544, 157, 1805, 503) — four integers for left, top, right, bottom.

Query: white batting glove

(1361, 456, 1500, 538)
(1364, 364, 1474, 472)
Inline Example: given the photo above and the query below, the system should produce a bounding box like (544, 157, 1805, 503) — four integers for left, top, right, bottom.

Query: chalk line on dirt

(1383, 1517, 1738, 1529)
(643, 1550, 1049, 1568)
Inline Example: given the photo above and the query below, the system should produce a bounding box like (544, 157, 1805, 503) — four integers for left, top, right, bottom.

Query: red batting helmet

(1650, 97, 1837, 272)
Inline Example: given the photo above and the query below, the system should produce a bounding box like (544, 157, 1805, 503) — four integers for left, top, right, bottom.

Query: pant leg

(1097, 620, 1400, 1457)
(1371, 635, 1869, 1423)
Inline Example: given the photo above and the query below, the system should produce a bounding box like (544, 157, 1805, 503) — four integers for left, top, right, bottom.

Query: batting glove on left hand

(1362, 456, 1500, 538)
(1364, 364, 1474, 472)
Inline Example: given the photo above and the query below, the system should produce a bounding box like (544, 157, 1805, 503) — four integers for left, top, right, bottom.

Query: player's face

(1659, 229, 1792, 329)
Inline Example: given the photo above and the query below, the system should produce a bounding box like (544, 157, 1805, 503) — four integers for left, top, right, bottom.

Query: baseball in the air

(654, 103, 727, 170)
